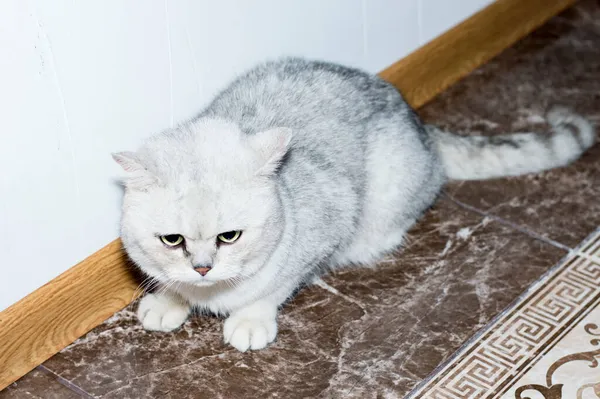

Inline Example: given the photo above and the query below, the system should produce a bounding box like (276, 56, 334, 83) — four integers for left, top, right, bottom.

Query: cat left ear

(248, 127, 293, 176)
(112, 151, 158, 190)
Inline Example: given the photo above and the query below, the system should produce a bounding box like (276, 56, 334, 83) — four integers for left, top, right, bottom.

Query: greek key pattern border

(408, 229, 600, 399)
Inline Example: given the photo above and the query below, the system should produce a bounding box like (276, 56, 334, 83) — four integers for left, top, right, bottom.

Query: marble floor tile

(0, 367, 87, 399)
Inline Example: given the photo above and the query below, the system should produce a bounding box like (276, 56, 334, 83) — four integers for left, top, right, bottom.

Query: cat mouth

(191, 279, 217, 287)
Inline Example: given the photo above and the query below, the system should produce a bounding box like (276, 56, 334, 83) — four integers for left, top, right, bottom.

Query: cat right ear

(248, 127, 293, 176)
(112, 151, 157, 190)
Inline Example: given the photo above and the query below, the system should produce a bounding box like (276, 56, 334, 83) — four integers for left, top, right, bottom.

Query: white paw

(137, 293, 190, 332)
(223, 314, 277, 352)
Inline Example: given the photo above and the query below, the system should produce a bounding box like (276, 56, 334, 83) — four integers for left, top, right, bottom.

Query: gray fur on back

(201, 57, 445, 268)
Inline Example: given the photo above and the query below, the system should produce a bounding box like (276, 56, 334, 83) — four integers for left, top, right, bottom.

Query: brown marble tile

(317, 202, 565, 398)
(0, 367, 85, 399)
(419, 0, 600, 248)
(35, 198, 564, 398)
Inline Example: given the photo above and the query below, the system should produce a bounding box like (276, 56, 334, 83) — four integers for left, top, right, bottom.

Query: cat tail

(426, 106, 596, 180)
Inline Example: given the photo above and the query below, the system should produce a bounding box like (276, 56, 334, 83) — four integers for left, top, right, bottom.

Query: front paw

(137, 292, 190, 332)
(223, 313, 277, 352)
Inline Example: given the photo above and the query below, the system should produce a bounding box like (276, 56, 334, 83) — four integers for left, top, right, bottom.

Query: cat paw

(223, 313, 277, 352)
(137, 292, 190, 332)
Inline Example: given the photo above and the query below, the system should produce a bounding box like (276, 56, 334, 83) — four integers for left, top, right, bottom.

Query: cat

(113, 57, 595, 352)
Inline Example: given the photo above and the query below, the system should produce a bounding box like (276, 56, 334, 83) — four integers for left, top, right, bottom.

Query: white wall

(0, 0, 493, 311)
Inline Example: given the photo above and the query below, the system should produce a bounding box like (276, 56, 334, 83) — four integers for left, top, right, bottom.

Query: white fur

(331, 120, 434, 266)
(136, 292, 190, 332)
(223, 300, 278, 351)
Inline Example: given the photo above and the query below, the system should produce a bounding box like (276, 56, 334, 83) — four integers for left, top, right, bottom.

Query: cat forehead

(161, 187, 263, 237)
(169, 118, 246, 153)
(166, 181, 266, 218)
(171, 176, 260, 200)
(140, 120, 259, 181)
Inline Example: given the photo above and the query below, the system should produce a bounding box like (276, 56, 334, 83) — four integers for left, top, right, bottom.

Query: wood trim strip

(0, 240, 139, 389)
(0, 0, 576, 390)
(380, 0, 576, 109)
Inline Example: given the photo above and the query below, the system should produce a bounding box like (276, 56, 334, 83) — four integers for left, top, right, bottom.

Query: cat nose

(193, 264, 212, 276)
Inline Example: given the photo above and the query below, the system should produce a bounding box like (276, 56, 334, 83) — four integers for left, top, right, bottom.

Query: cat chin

(190, 280, 218, 287)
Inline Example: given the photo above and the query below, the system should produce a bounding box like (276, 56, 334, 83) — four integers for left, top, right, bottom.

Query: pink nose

(194, 266, 212, 276)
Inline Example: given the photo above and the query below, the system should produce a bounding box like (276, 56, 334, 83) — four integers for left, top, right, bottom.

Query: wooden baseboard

(380, 0, 576, 109)
(0, 240, 139, 389)
(0, 0, 576, 391)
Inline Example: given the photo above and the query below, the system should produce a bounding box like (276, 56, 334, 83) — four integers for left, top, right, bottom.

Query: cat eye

(217, 230, 242, 244)
(160, 234, 184, 247)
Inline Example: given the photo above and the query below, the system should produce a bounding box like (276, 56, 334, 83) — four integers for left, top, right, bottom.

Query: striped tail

(428, 107, 596, 180)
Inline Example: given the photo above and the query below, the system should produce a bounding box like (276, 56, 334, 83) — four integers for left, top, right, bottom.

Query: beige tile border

(408, 228, 600, 398)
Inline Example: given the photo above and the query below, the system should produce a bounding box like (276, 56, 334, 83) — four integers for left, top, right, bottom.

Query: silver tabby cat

(113, 58, 595, 351)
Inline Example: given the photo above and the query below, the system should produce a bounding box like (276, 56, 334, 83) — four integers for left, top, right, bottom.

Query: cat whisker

(132, 274, 160, 302)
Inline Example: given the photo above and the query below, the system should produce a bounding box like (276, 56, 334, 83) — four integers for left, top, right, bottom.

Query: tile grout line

(442, 192, 600, 265)
(36, 365, 95, 399)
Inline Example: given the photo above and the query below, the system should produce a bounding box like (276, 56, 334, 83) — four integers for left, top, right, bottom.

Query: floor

(3, 1, 600, 398)
(409, 228, 600, 398)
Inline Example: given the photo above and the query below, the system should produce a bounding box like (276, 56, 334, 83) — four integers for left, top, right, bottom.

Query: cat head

(113, 118, 292, 289)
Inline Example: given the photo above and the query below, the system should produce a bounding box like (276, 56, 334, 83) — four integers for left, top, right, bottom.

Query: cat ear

(112, 151, 158, 190)
(248, 127, 292, 176)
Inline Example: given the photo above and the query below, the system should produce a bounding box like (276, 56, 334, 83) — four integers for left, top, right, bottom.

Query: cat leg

(137, 291, 191, 332)
(223, 298, 278, 352)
